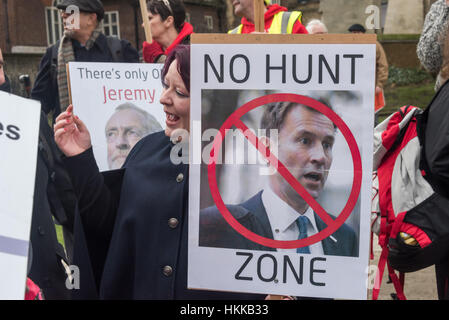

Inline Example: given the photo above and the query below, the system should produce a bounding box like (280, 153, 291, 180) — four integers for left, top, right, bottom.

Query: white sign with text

(68, 62, 165, 171)
(188, 37, 376, 300)
(0, 92, 40, 299)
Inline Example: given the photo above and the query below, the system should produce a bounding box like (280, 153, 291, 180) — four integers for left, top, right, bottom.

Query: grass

(379, 82, 435, 122)
(377, 65, 436, 123)
(377, 34, 421, 41)
(387, 66, 433, 86)
(55, 223, 65, 248)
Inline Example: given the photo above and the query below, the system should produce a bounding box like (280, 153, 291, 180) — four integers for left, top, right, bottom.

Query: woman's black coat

(65, 131, 262, 299)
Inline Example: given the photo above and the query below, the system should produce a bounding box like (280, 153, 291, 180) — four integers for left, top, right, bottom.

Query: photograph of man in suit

(199, 99, 358, 257)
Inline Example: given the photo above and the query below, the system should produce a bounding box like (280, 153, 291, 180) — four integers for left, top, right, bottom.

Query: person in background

(27, 110, 78, 300)
(229, 0, 308, 34)
(417, 0, 449, 301)
(142, 0, 193, 63)
(0, 49, 45, 300)
(417, 0, 449, 91)
(348, 23, 388, 115)
(306, 19, 328, 35)
(0, 48, 11, 93)
(1, 48, 73, 300)
(348, 24, 388, 97)
(31, 0, 139, 122)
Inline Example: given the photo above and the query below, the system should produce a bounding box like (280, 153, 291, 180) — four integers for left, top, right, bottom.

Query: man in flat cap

(348, 23, 366, 33)
(31, 0, 139, 122)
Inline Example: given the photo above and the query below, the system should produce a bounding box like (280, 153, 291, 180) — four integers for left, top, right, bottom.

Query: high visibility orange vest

(228, 11, 302, 34)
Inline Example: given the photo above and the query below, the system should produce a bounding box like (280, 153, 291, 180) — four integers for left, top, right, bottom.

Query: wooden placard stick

(66, 63, 72, 106)
(254, 0, 265, 32)
(139, 0, 153, 43)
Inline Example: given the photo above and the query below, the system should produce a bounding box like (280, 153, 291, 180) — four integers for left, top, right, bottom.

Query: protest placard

(188, 34, 376, 299)
(0, 92, 40, 299)
(68, 62, 165, 171)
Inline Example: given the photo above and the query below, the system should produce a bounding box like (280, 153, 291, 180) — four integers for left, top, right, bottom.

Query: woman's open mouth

(166, 111, 180, 125)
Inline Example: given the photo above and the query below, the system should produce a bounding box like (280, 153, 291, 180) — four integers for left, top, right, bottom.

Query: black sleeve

(0, 74, 11, 93)
(62, 148, 122, 238)
(31, 46, 58, 115)
(38, 111, 77, 231)
(422, 82, 449, 198)
(121, 40, 140, 63)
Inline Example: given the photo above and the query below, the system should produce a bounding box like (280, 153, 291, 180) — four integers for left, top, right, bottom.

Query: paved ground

(368, 235, 438, 300)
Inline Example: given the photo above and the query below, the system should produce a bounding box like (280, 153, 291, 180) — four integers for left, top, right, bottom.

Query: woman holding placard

(53, 45, 260, 299)
(141, 0, 193, 64)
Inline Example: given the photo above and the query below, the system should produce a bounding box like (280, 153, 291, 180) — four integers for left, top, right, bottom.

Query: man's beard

(64, 29, 76, 38)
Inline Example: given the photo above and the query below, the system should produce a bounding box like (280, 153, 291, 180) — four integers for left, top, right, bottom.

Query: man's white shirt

(261, 185, 324, 254)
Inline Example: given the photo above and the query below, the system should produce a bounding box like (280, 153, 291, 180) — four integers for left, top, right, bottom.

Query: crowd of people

(1, 0, 449, 300)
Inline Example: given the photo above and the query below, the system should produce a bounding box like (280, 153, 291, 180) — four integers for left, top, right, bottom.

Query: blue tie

(296, 215, 311, 254)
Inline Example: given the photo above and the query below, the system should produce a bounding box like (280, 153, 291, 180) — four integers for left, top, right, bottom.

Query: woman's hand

(54, 105, 92, 157)
(375, 86, 383, 94)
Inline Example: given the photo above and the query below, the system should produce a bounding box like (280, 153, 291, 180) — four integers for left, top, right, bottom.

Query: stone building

(285, 0, 439, 35)
(224, 0, 436, 34)
(288, 0, 439, 67)
(286, 0, 321, 26)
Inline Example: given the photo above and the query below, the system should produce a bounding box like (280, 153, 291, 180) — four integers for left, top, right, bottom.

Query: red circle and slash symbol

(207, 93, 362, 249)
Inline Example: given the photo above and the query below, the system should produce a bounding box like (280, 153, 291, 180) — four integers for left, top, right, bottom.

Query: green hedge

(387, 66, 433, 86)
(378, 34, 421, 41)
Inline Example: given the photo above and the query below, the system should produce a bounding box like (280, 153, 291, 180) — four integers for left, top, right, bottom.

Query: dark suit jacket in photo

(199, 191, 358, 257)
